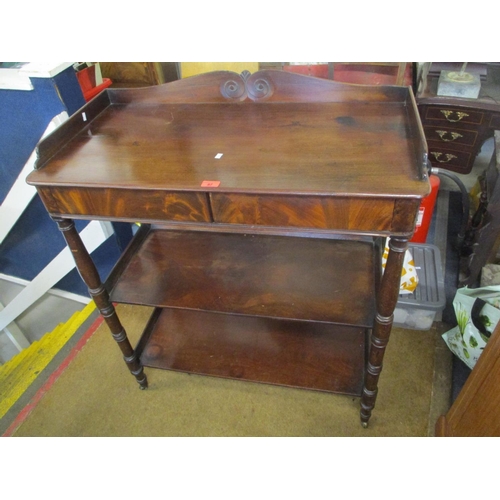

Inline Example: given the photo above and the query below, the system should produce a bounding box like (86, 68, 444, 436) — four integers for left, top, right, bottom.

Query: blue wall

(0, 66, 129, 296)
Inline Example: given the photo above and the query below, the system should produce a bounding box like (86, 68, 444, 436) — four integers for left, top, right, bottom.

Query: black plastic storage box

(394, 243, 446, 330)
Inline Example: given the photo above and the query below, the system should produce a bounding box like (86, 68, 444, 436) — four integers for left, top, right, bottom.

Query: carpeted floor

(4, 303, 452, 437)
(2, 184, 465, 437)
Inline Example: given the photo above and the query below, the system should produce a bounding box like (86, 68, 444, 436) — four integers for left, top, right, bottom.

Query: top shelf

(27, 70, 429, 199)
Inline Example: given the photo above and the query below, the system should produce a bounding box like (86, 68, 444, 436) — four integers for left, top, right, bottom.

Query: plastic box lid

(397, 243, 446, 311)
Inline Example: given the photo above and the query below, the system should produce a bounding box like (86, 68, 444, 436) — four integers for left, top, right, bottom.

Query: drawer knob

(436, 130, 463, 142)
(440, 110, 469, 122)
(431, 151, 457, 163)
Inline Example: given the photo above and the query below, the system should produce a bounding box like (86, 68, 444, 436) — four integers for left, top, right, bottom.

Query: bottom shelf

(137, 308, 367, 396)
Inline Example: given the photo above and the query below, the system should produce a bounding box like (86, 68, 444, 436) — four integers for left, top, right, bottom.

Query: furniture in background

(460, 131, 500, 286)
(416, 62, 500, 175)
(26, 70, 429, 427)
(281, 62, 414, 87)
(436, 315, 500, 436)
(99, 62, 179, 87)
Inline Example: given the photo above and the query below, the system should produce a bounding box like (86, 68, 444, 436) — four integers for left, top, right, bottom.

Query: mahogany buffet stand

(27, 70, 430, 427)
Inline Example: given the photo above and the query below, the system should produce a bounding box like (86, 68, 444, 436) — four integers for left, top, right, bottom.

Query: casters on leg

(134, 369, 148, 390)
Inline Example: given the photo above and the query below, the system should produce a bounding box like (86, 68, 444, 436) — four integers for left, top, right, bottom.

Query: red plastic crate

(76, 65, 112, 102)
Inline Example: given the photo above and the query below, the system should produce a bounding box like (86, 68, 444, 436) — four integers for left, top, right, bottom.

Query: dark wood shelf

(108, 227, 378, 327)
(137, 307, 367, 396)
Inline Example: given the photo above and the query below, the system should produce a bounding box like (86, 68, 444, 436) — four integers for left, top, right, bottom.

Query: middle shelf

(107, 226, 379, 327)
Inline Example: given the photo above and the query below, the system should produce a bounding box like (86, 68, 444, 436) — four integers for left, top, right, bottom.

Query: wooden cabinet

(436, 316, 500, 436)
(418, 104, 481, 173)
(27, 70, 429, 427)
(417, 63, 500, 175)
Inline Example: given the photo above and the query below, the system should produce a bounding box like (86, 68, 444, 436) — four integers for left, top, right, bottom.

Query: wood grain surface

(110, 229, 377, 327)
(138, 307, 367, 396)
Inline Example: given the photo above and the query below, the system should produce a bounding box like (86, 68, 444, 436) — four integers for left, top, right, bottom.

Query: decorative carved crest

(220, 71, 275, 101)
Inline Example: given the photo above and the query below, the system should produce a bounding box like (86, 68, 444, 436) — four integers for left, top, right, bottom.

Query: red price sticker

(201, 180, 221, 187)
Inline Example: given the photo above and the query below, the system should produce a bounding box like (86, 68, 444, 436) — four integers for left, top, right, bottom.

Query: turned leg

(54, 217, 148, 389)
(360, 237, 408, 427)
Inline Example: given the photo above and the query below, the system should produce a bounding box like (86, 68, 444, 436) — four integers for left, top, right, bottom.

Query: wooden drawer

(37, 187, 211, 222)
(428, 148, 472, 173)
(423, 106, 483, 126)
(211, 193, 398, 232)
(424, 125, 478, 147)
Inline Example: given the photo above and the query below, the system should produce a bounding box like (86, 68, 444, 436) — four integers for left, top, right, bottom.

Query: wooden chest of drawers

(417, 67, 500, 174)
(419, 104, 482, 173)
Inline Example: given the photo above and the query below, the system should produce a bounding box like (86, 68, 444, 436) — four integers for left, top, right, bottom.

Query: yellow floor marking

(0, 302, 96, 420)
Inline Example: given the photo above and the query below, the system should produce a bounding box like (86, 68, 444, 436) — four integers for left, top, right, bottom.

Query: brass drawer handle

(431, 151, 457, 163)
(436, 130, 463, 142)
(440, 110, 469, 122)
